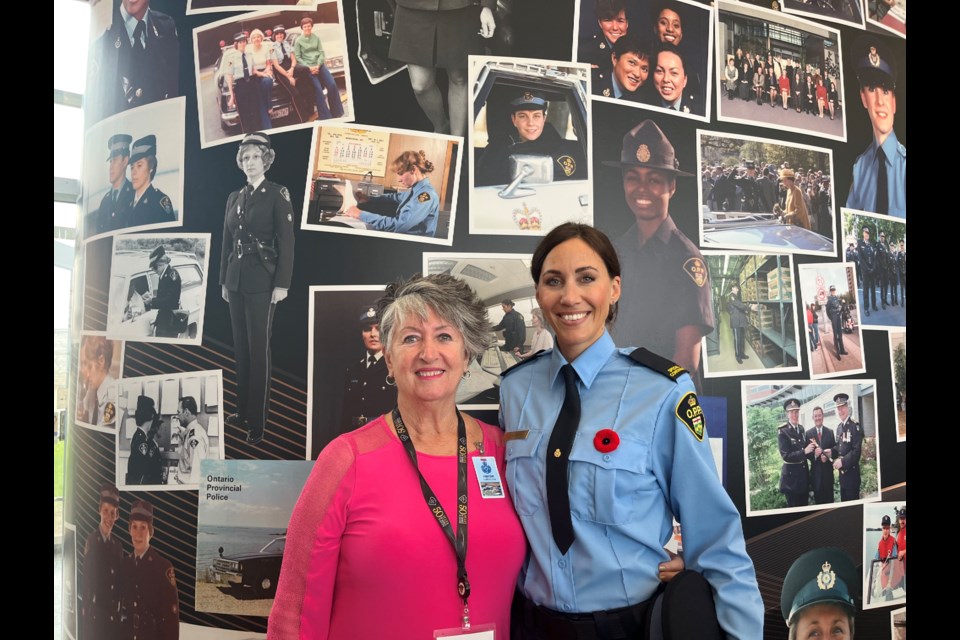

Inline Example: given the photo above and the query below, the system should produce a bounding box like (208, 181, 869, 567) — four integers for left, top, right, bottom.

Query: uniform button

(603, 454, 611, 462)
(239, 225, 243, 229)
(562, 604, 572, 612)
(558, 559, 566, 568)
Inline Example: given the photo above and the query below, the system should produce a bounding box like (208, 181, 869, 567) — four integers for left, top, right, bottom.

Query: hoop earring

(462, 370, 471, 379)
(386, 374, 396, 387)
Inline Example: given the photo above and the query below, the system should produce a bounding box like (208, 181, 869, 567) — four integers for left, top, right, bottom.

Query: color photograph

(862, 501, 907, 610)
(889, 330, 906, 442)
(192, 3, 353, 148)
(188, 1, 319, 13)
(75, 332, 124, 432)
(841, 208, 905, 329)
(301, 124, 462, 244)
(715, 1, 847, 142)
(781, 0, 865, 29)
(797, 263, 865, 379)
(742, 380, 880, 516)
(866, 0, 906, 38)
(469, 55, 593, 235)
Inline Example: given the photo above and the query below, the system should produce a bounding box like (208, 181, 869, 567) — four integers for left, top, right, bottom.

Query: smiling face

(511, 109, 546, 142)
(612, 51, 649, 93)
(99, 502, 118, 538)
(535, 238, 621, 361)
(786, 407, 800, 425)
(598, 10, 628, 44)
(362, 323, 382, 354)
(813, 408, 824, 427)
(655, 9, 682, 45)
(654, 50, 687, 103)
(384, 307, 470, 407)
(622, 166, 676, 225)
(130, 519, 152, 557)
(861, 85, 897, 144)
(792, 604, 851, 640)
(837, 402, 850, 422)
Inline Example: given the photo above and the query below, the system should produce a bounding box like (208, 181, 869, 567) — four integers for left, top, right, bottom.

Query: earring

(386, 374, 396, 387)
(462, 370, 471, 379)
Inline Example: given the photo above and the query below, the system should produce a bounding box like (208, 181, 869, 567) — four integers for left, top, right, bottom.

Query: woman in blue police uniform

(343, 150, 440, 237)
(501, 223, 763, 639)
(220, 132, 295, 445)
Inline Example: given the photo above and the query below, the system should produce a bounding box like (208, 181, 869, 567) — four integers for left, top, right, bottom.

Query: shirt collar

(662, 96, 683, 110)
(547, 330, 616, 391)
(249, 175, 267, 191)
(875, 129, 900, 163)
(120, 5, 152, 46)
(610, 74, 624, 99)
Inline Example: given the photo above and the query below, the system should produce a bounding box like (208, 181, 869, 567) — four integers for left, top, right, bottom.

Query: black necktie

(367, 354, 375, 368)
(876, 147, 888, 215)
(133, 20, 146, 52)
(546, 364, 580, 555)
(242, 52, 250, 79)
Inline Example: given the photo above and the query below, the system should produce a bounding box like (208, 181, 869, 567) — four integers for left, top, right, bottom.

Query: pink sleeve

(268, 436, 357, 640)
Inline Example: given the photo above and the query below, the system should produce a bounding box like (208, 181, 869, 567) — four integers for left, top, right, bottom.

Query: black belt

(235, 240, 265, 258)
(515, 590, 649, 640)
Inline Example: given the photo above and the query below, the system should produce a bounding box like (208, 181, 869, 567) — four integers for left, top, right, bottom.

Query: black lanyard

(392, 407, 471, 613)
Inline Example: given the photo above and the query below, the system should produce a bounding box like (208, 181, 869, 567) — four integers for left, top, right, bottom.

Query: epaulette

(625, 347, 687, 382)
(500, 349, 549, 378)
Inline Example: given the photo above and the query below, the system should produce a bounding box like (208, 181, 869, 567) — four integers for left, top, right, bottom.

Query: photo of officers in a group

(115, 371, 224, 489)
(192, 4, 352, 147)
(698, 131, 836, 255)
(798, 263, 865, 378)
(842, 209, 906, 329)
(79, 484, 179, 640)
(82, 98, 186, 241)
(716, 1, 847, 141)
(742, 381, 880, 515)
(577, 0, 713, 119)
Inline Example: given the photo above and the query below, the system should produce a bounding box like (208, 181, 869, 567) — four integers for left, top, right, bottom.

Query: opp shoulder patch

(418, 192, 431, 203)
(166, 566, 176, 588)
(160, 196, 173, 213)
(676, 392, 705, 441)
(280, 186, 291, 202)
(683, 257, 708, 287)
(557, 155, 576, 177)
(626, 348, 687, 381)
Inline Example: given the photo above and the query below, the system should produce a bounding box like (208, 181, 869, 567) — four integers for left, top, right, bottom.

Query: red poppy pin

(593, 429, 620, 453)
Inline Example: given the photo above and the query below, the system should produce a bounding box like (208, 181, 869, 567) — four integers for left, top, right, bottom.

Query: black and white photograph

(82, 97, 186, 241)
(469, 55, 593, 235)
(702, 252, 801, 378)
(841, 208, 905, 329)
(715, 1, 847, 142)
(889, 330, 905, 442)
(308, 286, 395, 458)
(424, 253, 544, 404)
(353, 0, 408, 84)
(866, 0, 906, 38)
(192, 3, 353, 149)
(188, 1, 319, 14)
(577, 0, 714, 121)
(742, 380, 881, 516)
(76, 332, 124, 432)
(301, 124, 462, 244)
(781, 0, 865, 29)
(890, 607, 907, 640)
(698, 130, 836, 257)
(862, 501, 907, 609)
(106, 233, 212, 344)
(85, 0, 181, 125)
(797, 263, 866, 379)
(115, 370, 224, 489)
(195, 459, 314, 616)
(61, 523, 77, 640)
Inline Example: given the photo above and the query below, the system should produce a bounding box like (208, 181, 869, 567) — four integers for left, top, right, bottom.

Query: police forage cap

(833, 392, 850, 406)
(273, 25, 285, 33)
(510, 91, 548, 111)
(130, 134, 157, 164)
(358, 304, 378, 326)
(241, 131, 272, 149)
(130, 499, 155, 527)
(881, 514, 891, 526)
(99, 482, 120, 506)
(602, 119, 693, 176)
(135, 395, 157, 424)
(899, 507, 906, 518)
(783, 398, 800, 411)
(852, 34, 896, 89)
(149, 245, 167, 268)
(107, 134, 133, 161)
(781, 547, 858, 626)
(233, 32, 247, 42)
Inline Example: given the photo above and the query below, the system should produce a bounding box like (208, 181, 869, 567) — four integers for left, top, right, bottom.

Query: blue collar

(548, 330, 616, 391)
(874, 130, 901, 163)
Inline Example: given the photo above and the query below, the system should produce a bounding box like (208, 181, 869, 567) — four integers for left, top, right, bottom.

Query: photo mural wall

(66, 1, 906, 637)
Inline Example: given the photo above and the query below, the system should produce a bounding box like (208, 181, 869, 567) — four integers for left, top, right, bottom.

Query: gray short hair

(377, 274, 492, 362)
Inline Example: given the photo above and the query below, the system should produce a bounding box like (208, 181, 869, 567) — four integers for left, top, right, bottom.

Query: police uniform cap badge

(683, 257, 708, 287)
(600, 42, 606, 49)
(636, 144, 651, 163)
(417, 192, 431, 203)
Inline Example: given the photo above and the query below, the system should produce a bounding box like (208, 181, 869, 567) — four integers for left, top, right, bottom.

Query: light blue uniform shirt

(846, 130, 906, 217)
(358, 177, 439, 237)
(499, 331, 763, 639)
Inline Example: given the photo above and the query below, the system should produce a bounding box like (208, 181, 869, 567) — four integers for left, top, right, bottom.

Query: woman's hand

(479, 7, 496, 39)
(222, 285, 230, 303)
(343, 206, 362, 219)
(272, 287, 289, 304)
(659, 551, 685, 582)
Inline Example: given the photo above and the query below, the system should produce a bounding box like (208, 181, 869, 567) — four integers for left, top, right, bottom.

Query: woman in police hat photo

(781, 547, 859, 638)
(220, 131, 295, 445)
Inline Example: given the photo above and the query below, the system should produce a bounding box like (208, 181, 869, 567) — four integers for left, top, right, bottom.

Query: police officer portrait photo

(301, 123, 462, 244)
(576, 0, 714, 120)
(841, 208, 906, 330)
(742, 381, 880, 516)
(115, 370, 225, 489)
(797, 263, 866, 379)
(698, 130, 837, 257)
(106, 234, 212, 344)
(866, 0, 906, 38)
(469, 56, 593, 235)
(82, 97, 186, 241)
(715, 1, 848, 143)
(188, 1, 322, 13)
(76, 332, 124, 432)
(862, 501, 907, 610)
(192, 4, 353, 149)
(86, 0, 181, 125)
